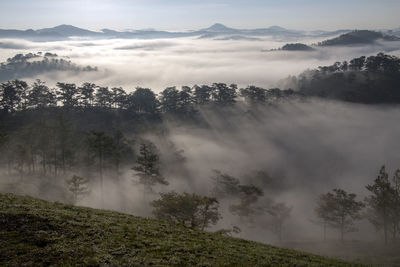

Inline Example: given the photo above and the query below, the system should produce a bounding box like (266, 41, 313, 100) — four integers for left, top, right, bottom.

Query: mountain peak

(53, 24, 80, 29)
(205, 23, 236, 32)
(37, 25, 98, 36)
(267, 25, 287, 31)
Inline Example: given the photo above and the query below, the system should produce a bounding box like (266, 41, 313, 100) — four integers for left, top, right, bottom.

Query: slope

(0, 193, 363, 266)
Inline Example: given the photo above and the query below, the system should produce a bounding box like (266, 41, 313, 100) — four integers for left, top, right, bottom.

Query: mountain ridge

(0, 23, 351, 40)
(1, 24, 399, 42)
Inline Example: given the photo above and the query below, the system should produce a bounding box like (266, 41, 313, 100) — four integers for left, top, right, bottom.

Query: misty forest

(2, 1, 400, 265)
(1, 51, 400, 264)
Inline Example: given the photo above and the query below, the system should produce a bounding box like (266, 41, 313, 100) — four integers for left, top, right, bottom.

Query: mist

(1, 36, 399, 90)
(155, 100, 400, 241)
(1, 33, 400, 264)
(2, 98, 399, 243)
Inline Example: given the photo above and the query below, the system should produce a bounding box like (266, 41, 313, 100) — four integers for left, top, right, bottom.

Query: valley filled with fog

(1, 26, 400, 265)
(1, 34, 400, 90)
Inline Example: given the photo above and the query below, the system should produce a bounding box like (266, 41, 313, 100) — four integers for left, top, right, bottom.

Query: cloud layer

(0, 36, 399, 91)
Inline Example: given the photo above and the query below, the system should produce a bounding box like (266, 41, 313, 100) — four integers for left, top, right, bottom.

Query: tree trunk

(42, 151, 46, 175)
(99, 148, 104, 209)
(340, 218, 344, 243)
(30, 146, 35, 174)
(54, 147, 58, 177)
(61, 146, 66, 174)
(384, 219, 388, 244)
(7, 158, 11, 175)
(340, 227, 344, 242)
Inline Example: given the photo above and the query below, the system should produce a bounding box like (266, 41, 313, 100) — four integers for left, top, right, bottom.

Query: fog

(1, 36, 399, 90)
(2, 98, 399, 242)
(156, 100, 400, 241)
(1, 35, 400, 262)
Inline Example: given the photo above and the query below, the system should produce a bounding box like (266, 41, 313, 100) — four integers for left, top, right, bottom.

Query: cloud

(1, 36, 399, 90)
(115, 41, 176, 50)
(1, 35, 400, 261)
(155, 100, 400, 243)
(0, 41, 29, 50)
(0, 39, 33, 50)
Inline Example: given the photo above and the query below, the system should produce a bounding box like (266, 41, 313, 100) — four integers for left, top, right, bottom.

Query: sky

(0, 0, 399, 31)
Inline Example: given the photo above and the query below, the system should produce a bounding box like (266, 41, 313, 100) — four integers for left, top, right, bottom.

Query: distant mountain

(0, 24, 396, 42)
(36, 24, 100, 37)
(0, 29, 38, 39)
(385, 28, 400, 37)
(0, 25, 100, 41)
(280, 43, 314, 51)
(201, 23, 239, 33)
(318, 30, 400, 46)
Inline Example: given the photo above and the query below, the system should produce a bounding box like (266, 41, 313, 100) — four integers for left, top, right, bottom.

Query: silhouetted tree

(151, 191, 221, 230)
(230, 184, 264, 221)
(178, 86, 195, 115)
(392, 169, 400, 241)
(240, 86, 267, 103)
(0, 80, 28, 112)
(365, 166, 399, 243)
(193, 85, 212, 105)
(95, 86, 112, 108)
(349, 56, 366, 71)
(111, 87, 127, 109)
(212, 170, 241, 198)
(67, 174, 90, 204)
(132, 142, 168, 198)
(110, 130, 133, 177)
(267, 202, 292, 241)
(78, 82, 96, 108)
(87, 131, 114, 208)
(27, 79, 56, 109)
(316, 188, 364, 242)
(127, 87, 159, 115)
(211, 83, 237, 104)
(56, 82, 79, 108)
(159, 86, 180, 113)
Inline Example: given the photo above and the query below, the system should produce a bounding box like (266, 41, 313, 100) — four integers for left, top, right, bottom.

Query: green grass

(0, 193, 364, 266)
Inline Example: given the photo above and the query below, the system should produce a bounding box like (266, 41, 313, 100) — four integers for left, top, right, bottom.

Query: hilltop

(0, 193, 361, 266)
(274, 30, 399, 51)
(318, 30, 400, 46)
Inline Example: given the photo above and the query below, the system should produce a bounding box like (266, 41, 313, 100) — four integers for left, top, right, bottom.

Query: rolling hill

(318, 30, 400, 46)
(0, 193, 363, 266)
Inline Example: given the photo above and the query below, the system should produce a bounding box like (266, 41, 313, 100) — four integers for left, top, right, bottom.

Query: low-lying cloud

(0, 36, 398, 91)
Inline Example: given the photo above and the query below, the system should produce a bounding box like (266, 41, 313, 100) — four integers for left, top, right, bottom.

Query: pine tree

(67, 174, 90, 204)
(132, 142, 168, 199)
(315, 188, 364, 242)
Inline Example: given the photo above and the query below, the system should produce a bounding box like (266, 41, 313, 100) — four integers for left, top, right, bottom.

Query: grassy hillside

(0, 194, 363, 266)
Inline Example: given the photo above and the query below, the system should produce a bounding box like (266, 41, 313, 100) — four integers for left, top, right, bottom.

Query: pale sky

(0, 0, 399, 31)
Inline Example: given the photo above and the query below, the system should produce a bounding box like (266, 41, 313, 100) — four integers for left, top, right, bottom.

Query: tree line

(2, 52, 400, 115)
(294, 52, 400, 103)
(0, 79, 296, 116)
(0, 53, 97, 82)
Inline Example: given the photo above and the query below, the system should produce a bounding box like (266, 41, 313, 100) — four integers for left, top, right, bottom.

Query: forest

(1, 53, 400, 263)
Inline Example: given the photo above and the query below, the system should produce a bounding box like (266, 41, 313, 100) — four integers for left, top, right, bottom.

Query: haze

(1, 0, 399, 31)
(1, 1, 400, 265)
